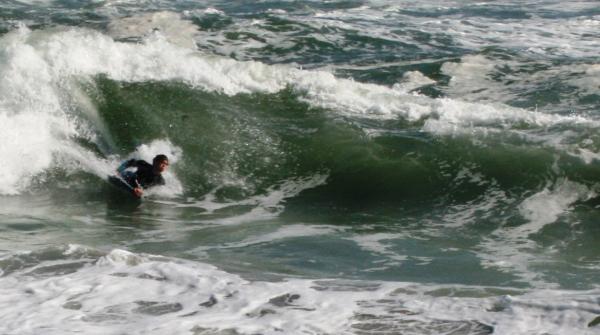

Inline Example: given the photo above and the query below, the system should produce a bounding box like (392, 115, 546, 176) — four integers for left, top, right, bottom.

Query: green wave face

(51, 75, 595, 290)
(82, 75, 596, 211)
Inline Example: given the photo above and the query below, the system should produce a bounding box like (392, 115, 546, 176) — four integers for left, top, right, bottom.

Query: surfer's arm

(131, 176, 144, 197)
(116, 159, 136, 176)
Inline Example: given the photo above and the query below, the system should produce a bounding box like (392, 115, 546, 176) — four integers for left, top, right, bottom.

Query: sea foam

(1, 246, 599, 335)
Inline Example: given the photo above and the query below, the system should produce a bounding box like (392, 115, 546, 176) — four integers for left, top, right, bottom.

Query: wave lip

(19, 24, 592, 128)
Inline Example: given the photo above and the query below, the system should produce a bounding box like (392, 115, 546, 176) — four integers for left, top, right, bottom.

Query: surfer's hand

(133, 187, 143, 197)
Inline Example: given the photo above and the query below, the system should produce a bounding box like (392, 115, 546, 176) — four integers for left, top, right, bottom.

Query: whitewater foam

(476, 179, 595, 287)
(567, 64, 600, 95)
(20, 22, 593, 133)
(0, 27, 80, 194)
(0, 26, 193, 195)
(518, 178, 594, 232)
(1, 246, 599, 335)
(14, 26, 600, 122)
(107, 11, 199, 49)
(205, 174, 328, 225)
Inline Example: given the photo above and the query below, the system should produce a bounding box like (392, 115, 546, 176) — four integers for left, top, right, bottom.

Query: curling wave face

(1, 22, 599, 197)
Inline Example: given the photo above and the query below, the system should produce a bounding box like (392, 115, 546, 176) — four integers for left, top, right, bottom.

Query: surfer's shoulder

(136, 160, 153, 169)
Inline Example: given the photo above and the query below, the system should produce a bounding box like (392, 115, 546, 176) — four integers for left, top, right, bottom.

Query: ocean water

(1, 1, 600, 334)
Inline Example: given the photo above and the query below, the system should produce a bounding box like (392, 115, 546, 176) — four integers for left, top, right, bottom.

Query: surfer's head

(152, 154, 169, 173)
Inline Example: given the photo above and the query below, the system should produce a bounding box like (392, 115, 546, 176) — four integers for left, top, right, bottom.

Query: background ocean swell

(1, 1, 600, 334)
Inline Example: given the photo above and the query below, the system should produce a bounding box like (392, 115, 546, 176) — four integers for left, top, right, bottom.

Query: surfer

(115, 154, 169, 197)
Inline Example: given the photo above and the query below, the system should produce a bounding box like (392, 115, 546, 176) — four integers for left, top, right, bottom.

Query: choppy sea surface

(1, 1, 600, 334)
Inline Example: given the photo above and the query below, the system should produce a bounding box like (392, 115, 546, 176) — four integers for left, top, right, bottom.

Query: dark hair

(153, 154, 168, 165)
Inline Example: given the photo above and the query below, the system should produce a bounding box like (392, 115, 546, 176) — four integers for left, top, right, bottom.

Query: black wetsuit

(118, 159, 165, 189)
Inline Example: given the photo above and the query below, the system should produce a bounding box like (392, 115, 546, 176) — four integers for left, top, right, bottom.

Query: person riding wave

(116, 154, 169, 197)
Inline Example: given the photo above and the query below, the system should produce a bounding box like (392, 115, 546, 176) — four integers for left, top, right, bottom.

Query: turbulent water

(1, 1, 600, 334)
